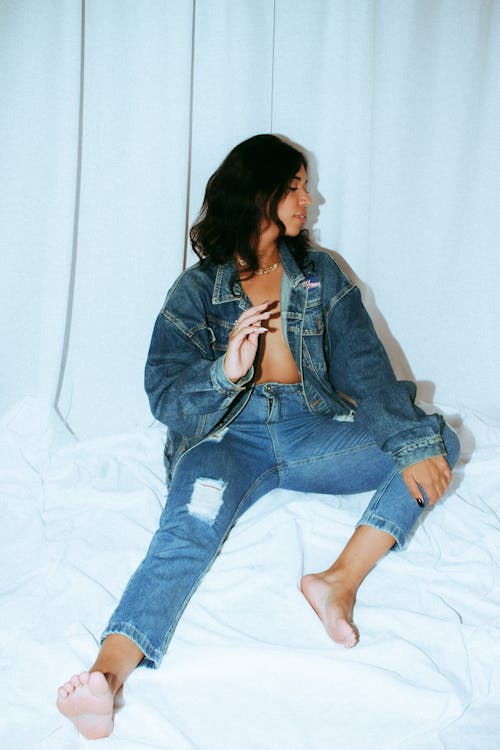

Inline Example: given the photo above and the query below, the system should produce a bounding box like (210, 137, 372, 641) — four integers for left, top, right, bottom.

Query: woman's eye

(288, 186, 298, 192)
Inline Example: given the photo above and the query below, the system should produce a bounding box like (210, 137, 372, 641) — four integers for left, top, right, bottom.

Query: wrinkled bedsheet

(1, 397, 499, 750)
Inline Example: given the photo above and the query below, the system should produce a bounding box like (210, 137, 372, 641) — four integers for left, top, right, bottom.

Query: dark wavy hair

(189, 134, 312, 273)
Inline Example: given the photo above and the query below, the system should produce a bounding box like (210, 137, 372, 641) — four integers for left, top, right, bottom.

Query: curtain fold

(56, 0, 195, 437)
(1, 0, 499, 437)
(1, 1, 82, 417)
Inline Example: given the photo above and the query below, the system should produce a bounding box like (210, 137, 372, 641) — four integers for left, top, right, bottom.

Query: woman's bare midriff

(240, 267, 301, 384)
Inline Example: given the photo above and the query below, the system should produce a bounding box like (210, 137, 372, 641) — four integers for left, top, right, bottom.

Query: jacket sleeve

(144, 309, 253, 438)
(326, 285, 446, 470)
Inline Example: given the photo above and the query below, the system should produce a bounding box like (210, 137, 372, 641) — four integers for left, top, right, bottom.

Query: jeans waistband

(239, 381, 305, 424)
(252, 381, 303, 396)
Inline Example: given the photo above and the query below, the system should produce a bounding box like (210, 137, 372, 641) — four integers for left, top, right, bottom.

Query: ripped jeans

(102, 383, 459, 668)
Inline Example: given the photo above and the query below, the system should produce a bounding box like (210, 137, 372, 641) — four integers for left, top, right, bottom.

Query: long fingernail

(416, 497, 425, 507)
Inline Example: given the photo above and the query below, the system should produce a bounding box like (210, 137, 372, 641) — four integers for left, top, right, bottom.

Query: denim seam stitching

(160, 310, 208, 355)
(283, 440, 379, 467)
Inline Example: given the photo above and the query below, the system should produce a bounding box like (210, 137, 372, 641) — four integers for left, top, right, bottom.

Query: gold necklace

(236, 257, 281, 275)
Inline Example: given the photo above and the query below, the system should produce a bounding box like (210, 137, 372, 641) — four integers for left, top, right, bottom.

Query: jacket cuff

(391, 433, 446, 471)
(210, 356, 253, 396)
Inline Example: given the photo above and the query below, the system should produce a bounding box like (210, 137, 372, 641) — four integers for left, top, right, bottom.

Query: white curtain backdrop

(2, 0, 499, 439)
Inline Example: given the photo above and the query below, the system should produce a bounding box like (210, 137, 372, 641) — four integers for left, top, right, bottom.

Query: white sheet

(1, 397, 499, 749)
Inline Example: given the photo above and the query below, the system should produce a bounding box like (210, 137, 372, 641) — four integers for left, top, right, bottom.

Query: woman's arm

(144, 302, 269, 437)
(223, 303, 270, 381)
(326, 284, 446, 471)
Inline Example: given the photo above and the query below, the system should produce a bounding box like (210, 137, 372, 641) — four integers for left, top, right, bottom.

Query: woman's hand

(223, 302, 271, 383)
(401, 455, 452, 507)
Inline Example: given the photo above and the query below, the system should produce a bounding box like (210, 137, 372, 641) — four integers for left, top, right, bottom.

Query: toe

(343, 628, 358, 648)
(70, 675, 81, 688)
(88, 671, 110, 697)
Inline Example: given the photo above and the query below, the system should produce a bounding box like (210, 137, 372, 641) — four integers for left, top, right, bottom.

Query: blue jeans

(103, 383, 459, 668)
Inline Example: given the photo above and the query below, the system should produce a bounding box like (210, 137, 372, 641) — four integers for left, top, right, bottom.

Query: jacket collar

(211, 240, 306, 305)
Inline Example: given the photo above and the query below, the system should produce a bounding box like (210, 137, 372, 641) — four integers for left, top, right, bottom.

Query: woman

(57, 134, 459, 739)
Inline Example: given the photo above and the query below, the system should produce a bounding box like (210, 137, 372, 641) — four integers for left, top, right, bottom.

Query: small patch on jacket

(302, 273, 321, 289)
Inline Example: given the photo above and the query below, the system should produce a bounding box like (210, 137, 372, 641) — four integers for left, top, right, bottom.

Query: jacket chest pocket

(206, 318, 233, 353)
(302, 315, 324, 336)
(301, 302, 327, 372)
(189, 324, 226, 358)
(302, 298, 325, 336)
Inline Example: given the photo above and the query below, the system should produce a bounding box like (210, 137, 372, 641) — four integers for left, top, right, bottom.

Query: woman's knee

(442, 423, 460, 468)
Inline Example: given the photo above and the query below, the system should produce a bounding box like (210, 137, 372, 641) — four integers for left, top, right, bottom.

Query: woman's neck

(255, 232, 280, 267)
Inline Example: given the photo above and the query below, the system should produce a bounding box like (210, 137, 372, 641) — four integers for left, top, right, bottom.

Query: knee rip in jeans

(187, 477, 227, 524)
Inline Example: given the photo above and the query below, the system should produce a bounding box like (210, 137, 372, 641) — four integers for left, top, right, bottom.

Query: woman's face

(277, 164, 312, 236)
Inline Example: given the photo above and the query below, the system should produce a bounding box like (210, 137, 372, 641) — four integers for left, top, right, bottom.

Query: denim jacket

(145, 242, 445, 480)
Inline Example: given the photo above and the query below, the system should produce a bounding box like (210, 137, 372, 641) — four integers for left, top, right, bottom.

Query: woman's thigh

(278, 416, 394, 496)
(163, 422, 279, 535)
(278, 413, 459, 499)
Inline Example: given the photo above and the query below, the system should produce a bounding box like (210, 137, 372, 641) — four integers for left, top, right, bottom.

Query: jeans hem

(101, 621, 163, 669)
(356, 514, 407, 550)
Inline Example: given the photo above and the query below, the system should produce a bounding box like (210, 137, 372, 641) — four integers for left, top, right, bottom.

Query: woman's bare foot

(300, 572, 359, 648)
(57, 634, 145, 738)
(57, 671, 114, 739)
(300, 526, 396, 647)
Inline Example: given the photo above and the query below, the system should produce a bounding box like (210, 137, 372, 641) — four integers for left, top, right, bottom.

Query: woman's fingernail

(416, 497, 425, 507)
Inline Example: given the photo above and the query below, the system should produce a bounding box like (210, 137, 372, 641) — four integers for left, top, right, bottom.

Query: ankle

(89, 634, 144, 694)
(320, 567, 358, 594)
(103, 671, 122, 696)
